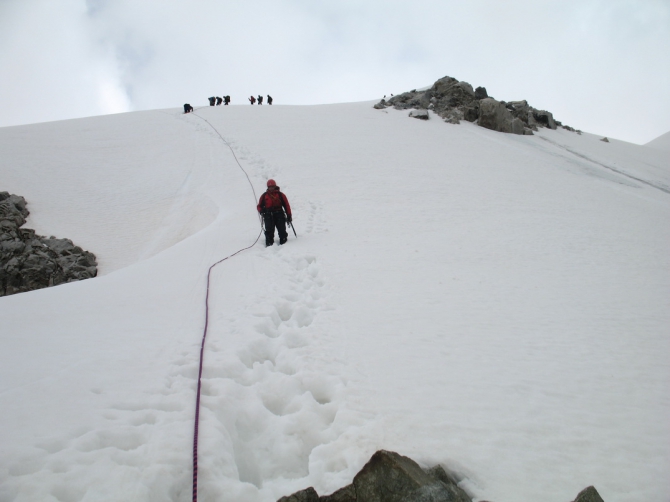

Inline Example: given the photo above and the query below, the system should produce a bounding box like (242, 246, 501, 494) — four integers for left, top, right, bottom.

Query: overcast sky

(1, 0, 668, 144)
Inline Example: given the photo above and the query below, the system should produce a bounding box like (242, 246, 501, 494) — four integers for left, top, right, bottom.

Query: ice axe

(285, 212, 297, 238)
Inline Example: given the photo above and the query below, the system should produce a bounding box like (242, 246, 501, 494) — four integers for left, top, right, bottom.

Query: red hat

(267, 179, 277, 187)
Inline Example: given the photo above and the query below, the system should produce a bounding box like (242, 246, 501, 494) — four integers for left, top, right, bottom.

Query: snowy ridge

(645, 130, 670, 152)
(1, 103, 669, 502)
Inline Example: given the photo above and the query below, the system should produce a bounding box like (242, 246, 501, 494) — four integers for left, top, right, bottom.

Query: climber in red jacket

(257, 179, 292, 246)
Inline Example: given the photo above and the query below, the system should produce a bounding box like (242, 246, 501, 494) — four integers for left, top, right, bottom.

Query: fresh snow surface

(645, 130, 670, 152)
(1, 103, 669, 502)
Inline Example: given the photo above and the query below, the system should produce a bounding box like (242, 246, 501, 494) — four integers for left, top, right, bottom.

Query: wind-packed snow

(646, 130, 670, 152)
(1, 103, 668, 502)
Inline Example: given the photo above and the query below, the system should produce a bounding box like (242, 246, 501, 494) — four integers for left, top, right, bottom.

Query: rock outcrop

(375, 75, 576, 136)
(277, 450, 607, 502)
(278, 450, 471, 502)
(0, 192, 97, 296)
(572, 486, 605, 502)
(409, 110, 430, 120)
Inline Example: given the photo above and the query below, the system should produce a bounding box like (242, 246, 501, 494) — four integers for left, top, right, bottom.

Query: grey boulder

(0, 191, 98, 296)
(572, 486, 605, 502)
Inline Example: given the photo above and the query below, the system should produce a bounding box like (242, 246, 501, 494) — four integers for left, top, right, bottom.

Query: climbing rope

(189, 110, 263, 501)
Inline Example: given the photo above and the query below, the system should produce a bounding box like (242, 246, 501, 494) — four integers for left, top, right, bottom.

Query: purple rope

(190, 111, 262, 501)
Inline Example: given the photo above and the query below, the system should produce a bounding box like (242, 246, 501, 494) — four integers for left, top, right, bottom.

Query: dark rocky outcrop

(572, 486, 605, 502)
(278, 450, 607, 502)
(0, 192, 97, 296)
(278, 487, 320, 502)
(374, 75, 576, 136)
(278, 450, 470, 502)
(474, 86, 488, 100)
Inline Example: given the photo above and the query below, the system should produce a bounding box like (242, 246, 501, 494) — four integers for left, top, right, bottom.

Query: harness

(260, 190, 286, 213)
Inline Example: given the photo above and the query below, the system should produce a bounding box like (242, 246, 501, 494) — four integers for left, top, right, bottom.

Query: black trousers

(263, 211, 287, 245)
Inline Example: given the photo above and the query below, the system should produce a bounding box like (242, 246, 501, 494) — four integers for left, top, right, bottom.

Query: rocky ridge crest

(375, 76, 580, 136)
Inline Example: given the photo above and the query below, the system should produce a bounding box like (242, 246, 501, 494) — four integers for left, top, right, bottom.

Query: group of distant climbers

(207, 96, 231, 106)
(183, 95, 274, 113)
(248, 95, 273, 105)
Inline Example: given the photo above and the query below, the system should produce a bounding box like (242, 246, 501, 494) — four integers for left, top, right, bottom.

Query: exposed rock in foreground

(375, 76, 580, 136)
(0, 192, 97, 296)
(278, 450, 470, 502)
(278, 450, 605, 502)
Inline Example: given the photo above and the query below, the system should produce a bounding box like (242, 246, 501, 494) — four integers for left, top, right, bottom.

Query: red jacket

(257, 189, 291, 216)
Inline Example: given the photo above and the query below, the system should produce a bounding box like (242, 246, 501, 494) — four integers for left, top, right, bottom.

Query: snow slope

(1, 103, 669, 502)
(645, 130, 670, 152)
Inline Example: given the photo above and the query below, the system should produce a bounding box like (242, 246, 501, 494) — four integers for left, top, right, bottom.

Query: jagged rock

(453, 81, 475, 97)
(353, 450, 439, 502)
(424, 466, 459, 486)
(320, 484, 357, 502)
(278, 451, 471, 502)
(463, 106, 479, 122)
(373, 75, 568, 136)
(532, 109, 557, 129)
(600, 137, 609, 143)
(278, 487, 320, 502)
(477, 98, 522, 135)
(0, 191, 97, 296)
(474, 86, 488, 99)
(399, 482, 468, 502)
(509, 117, 525, 135)
(409, 110, 430, 120)
(277, 486, 319, 502)
(572, 486, 605, 502)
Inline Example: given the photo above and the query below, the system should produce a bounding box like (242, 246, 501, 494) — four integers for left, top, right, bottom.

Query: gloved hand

(286, 214, 292, 223)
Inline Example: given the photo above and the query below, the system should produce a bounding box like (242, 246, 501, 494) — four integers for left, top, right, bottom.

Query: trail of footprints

(3, 128, 339, 501)
(303, 201, 327, 234)
(3, 251, 344, 502)
(196, 250, 345, 497)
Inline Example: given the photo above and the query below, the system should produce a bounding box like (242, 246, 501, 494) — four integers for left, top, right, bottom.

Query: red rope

(190, 111, 262, 501)
(192, 235, 261, 501)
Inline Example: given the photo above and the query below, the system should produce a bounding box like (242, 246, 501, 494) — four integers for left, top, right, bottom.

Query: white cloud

(0, 0, 668, 143)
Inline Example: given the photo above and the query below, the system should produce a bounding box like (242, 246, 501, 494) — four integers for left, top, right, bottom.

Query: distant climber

(208, 97, 216, 106)
(184, 104, 193, 113)
(257, 179, 292, 246)
(258, 95, 263, 105)
(249, 95, 256, 105)
(216, 97, 223, 106)
(267, 95, 273, 105)
(224, 95, 231, 105)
